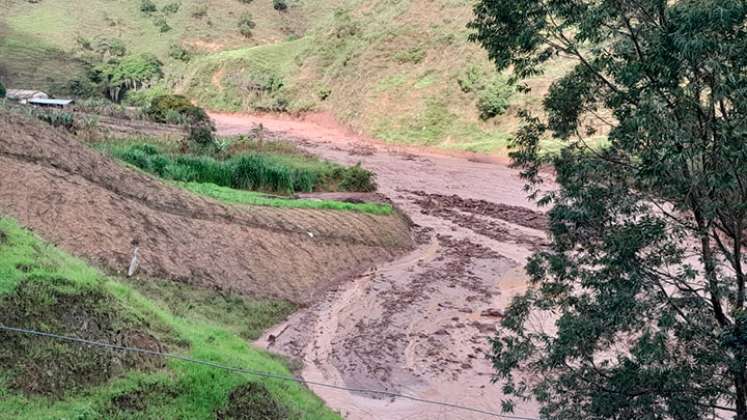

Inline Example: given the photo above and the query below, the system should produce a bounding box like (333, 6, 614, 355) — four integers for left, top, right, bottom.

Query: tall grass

(106, 143, 376, 194)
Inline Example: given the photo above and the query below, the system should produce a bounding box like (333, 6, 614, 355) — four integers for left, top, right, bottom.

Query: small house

(27, 98, 75, 109)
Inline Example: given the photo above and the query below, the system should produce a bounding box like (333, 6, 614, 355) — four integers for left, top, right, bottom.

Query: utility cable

(0, 325, 538, 420)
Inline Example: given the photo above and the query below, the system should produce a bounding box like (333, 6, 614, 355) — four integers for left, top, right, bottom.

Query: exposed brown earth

(215, 112, 547, 419)
(0, 110, 413, 303)
(78, 113, 187, 140)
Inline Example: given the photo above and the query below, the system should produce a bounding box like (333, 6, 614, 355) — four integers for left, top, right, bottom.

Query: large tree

(469, 1, 747, 418)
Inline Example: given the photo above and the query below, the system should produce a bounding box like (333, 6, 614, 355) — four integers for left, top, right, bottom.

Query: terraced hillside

(1, 0, 569, 152)
(0, 109, 413, 303)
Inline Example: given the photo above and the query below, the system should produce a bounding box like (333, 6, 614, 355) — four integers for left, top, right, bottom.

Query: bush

(237, 13, 256, 38)
(188, 125, 215, 148)
(95, 38, 127, 58)
(394, 47, 426, 64)
(340, 163, 377, 192)
(168, 43, 191, 62)
(140, 0, 157, 13)
(476, 78, 512, 120)
(0, 81, 5, 99)
(272, 0, 288, 11)
(457, 65, 484, 94)
(147, 95, 210, 125)
(191, 4, 208, 18)
(161, 2, 180, 14)
(154, 17, 172, 33)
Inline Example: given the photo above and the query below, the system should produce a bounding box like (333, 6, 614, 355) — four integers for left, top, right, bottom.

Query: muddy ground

(214, 113, 547, 419)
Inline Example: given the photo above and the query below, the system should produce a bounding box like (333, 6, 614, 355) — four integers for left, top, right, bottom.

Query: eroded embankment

(0, 110, 412, 303)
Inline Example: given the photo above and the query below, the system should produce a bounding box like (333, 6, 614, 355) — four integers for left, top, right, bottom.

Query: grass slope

(2, 0, 570, 153)
(180, 181, 392, 215)
(0, 217, 339, 419)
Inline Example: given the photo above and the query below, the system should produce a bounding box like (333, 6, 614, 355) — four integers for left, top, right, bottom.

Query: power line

(0, 325, 538, 420)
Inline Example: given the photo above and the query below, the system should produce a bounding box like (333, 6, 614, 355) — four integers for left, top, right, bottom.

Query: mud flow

(214, 113, 545, 419)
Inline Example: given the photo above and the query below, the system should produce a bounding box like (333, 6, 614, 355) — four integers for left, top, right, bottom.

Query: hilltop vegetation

(1, 0, 569, 152)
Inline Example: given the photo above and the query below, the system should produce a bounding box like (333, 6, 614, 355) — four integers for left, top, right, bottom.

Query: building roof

(27, 98, 75, 106)
(6, 89, 49, 100)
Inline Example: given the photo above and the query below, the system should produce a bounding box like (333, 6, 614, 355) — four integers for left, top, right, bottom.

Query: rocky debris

(472, 321, 497, 334)
(408, 191, 548, 250)
(407, 190, 548, 231)
(481, 308, 504, 318)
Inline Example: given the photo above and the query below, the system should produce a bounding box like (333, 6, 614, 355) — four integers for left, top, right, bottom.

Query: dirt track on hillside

(213, 112, 548, 419)
(0, 111, 412, 303)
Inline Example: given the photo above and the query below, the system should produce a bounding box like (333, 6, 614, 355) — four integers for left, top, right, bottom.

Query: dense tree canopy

(470, 1, 747, 419)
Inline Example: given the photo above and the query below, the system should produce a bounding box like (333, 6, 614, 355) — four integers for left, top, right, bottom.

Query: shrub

(340, 163, 376, 192)
(332, 9, 360, 38)
(188, 125, 215, 148)
(476, 78, 512, 120)
(191, 4, 208, 18)
(168, 43, 191, 62)
(457, 65, 484, 94)
(237, 13, 256, 38)
(140, 0, 157, 14)
(95, 38, 127, 58)
(394, 47, 426, 64)
(147, 95, 209, 125)
(147, 95, 215, 147)
(0, 81, 5, 99)
(161, 2, 180, 14)
(154, 17, 172, 33)
(318, 87, 331, 101)
(238, 0, 253, 3)
(272, 0, 288, 11)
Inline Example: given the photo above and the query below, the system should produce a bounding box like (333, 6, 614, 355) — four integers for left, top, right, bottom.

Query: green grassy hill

(1, 0, 568, 152)
(0, 216, 339, 419)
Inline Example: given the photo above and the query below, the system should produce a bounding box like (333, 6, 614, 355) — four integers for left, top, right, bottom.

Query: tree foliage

(94, 54, 163, 101)
(470, 0, 747, 418)
(147, 94, 215, 147)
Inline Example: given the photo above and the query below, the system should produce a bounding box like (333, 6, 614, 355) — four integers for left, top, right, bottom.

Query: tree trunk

(735, 372, 747, 420)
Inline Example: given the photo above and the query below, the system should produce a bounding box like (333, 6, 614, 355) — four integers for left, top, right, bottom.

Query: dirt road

(213, 113, 547, 419)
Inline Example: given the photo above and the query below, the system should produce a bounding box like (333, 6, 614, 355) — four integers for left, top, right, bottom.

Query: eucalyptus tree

(470, 1, 747, 418)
